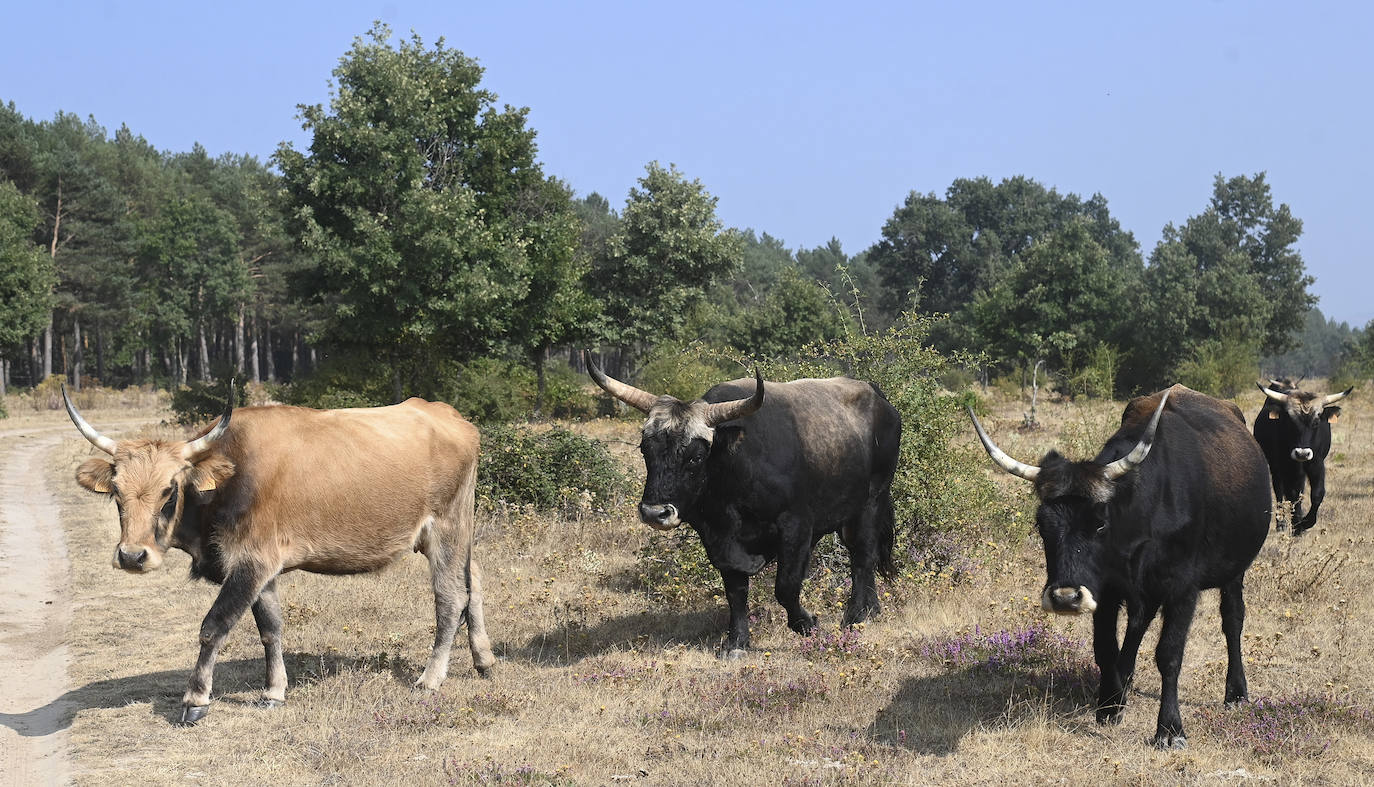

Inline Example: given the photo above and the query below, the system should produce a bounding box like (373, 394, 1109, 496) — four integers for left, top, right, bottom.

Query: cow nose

(117, 547, 148, 571)
(1290, 448, 1314, 462)
(639, 503, 679, 527)
(1050, 586, 1082, 610)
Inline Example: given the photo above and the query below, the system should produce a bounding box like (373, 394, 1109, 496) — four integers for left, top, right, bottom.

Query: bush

(634, 342, 738, 402)
(1174, 335, 1260, 398)
(477, 424, 629, 512)
(540, 361, 599, 420)
(283, 352, 391, 409)
(441, 357, 536, 423)
(1065, 343, 1120, 400)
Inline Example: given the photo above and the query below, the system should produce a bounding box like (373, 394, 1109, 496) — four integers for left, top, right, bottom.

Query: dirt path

(0, 425, 75, 786)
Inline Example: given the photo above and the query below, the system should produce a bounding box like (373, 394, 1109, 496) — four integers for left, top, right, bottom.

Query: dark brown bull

(64, 386, 494, 724)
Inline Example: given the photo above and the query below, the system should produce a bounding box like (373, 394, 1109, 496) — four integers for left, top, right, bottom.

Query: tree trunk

(533, 345, 548, 417)
(290, 331, 300, 382)
(235, 305, 246, 376)
(198, 320, 210, 383)
(264, 322, 276, 382)
(1, 357, 8, 398)
(42, 316, 53, 379)
(249, 310, 261, 384)
(72, 315, 83, 392)
(95, 322, 105, 383)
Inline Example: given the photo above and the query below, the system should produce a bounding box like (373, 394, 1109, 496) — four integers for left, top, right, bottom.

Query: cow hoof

(1150, 733, 1186, 749)
(720, 648, 748, 661)
(1096, 708, 1125, 726)
(475, 663, 495, 679)
(178, 704, 210, 725)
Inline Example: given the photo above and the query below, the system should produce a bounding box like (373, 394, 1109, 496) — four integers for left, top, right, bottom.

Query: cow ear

(713, 425, 747, 455)
(1267, 409, 1280, 420)
(75, 458, 116, 495)
(1324, 406, 1341, 424)
(188, 454, 237, 492)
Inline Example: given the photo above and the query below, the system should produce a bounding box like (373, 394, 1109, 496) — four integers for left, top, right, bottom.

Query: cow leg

(250, 578, 287, 706)
(1151, 590, 1198, 749)
(417, 541, 483, 690)
(775, 520, 818, 636)
(1092, 593, 1124, 724)
(1295, 463, 1325, 534)
(842, 494, 890, 626)
(463, 558, 496, 676)
(1099, 598, 1154, 719)
(720, 569, 752, 656)
(181, 562, 278, 724)
(1219, 578, 1248, 705)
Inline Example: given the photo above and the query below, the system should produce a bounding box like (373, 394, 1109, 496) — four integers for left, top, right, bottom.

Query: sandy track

(0, 425, 75, 786)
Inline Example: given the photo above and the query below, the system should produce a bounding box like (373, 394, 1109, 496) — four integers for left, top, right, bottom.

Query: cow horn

(182, 380, 234, 458)
(1322, 386, 1354, 407)
(584, 351, 660, 414)
(1102, 389, 1170, 481)
(967, 406, 1040, 482)
(704, 368, 765, 427)
(1258, 384, 1290, 404)
(62, 384, 117, 455)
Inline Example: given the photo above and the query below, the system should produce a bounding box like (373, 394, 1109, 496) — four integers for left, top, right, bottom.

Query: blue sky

(4, 1, 1370, 327)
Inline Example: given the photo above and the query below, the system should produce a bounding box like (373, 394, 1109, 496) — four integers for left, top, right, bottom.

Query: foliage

(1063, 342, 1121, 400)
(914, 623, 1098, 702)
(588, 161, 743, 351)
(1173, 333, 1261, 398)
(1197, 692, 1374, 761)
(282, 352, 392, 409)
(1262, 307, 1361, 379)
(0, 179, 55, 351)
(969, 218, 1135, 373)
(477, 424, 629, 512)
(632, 341, 738, 403)
(169, 377, 252, 425)
(277, 23, 577, 399)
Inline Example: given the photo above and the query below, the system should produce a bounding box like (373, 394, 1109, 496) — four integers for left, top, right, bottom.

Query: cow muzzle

(1041, 585, 1097, 615)
(1290, 447, 1314, 462)
(639, 503, 681, 530)
(114, 545, 162, 573)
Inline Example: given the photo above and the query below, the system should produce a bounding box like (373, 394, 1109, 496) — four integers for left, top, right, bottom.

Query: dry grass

(33, 384, 1374, 785)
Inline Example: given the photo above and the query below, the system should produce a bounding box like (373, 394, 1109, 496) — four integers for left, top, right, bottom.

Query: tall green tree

(0, 179, 55, 393)
(589, 161, 742, 361)
(277, 23, 573, 400)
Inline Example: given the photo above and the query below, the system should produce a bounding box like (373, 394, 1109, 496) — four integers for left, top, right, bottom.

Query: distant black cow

(1253, 379, 1352, 534)
(969, 385, 1271, 748)
(586, 354, 901, 655)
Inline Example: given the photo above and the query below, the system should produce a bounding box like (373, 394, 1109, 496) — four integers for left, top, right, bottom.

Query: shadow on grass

(866, 665, 1099, 755)
(0, 651, 415, 733)
(498, 606, 726, 667)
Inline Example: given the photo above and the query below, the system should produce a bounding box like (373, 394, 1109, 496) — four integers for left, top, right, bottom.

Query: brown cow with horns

(63, 385, 495, 724)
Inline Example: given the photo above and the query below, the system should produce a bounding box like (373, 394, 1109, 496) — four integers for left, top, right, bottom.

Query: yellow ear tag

(1267, 410, 1280, 420)
(1328, 413, 1340, 424)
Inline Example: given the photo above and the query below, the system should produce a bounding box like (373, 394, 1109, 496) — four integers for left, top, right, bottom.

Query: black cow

(1253, 379, 1352, 534)
(586, 354, 901, 655)
(969, 385, 1271, 748)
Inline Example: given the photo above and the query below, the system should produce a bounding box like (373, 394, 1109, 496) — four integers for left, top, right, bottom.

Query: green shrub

(441, 357, 535, 423)
(539, 360, 599, 420)
(1174, 335, 1260, 398)
(1065, 342, 1120, 399)
(283, 352, 391, 409)
(634, 342, 738, 402)
(478, 424, 629, 512)
(170, 377, 251, 426)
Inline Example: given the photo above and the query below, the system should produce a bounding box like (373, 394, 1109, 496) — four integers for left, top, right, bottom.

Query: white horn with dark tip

(584, 351, 660, 414)
(182, 381, 234, 458)
(1102, 389, 1170, 481)
(1322, 386, 1353, 407)
(62, 384, 117, 455)
(1258, 383, 1291, 404)
(967, 406, 1040, 482)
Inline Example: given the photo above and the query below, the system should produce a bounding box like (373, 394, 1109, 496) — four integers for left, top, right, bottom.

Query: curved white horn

(1322, 386, 1353, 407)
(967, 407, 1040, 482)
(1258, 384, 1291, 404)
(182, 381, 234, 458)
(62, 384, 117, 455)
(1103, 389, 1170, 481)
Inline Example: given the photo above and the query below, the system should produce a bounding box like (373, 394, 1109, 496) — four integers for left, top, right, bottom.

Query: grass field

(35, 383, 1374, 785)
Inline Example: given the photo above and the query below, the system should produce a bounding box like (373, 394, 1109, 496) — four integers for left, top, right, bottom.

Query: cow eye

(161, 485, 179, 519)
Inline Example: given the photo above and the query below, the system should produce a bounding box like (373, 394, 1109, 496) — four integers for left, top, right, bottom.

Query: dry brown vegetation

(28, 384, 1374, 785)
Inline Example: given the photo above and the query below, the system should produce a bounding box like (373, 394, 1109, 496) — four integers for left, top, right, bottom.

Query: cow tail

(875, 491, 897, 580)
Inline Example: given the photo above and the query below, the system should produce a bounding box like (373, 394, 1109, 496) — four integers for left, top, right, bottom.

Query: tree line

(0, 23, 1351, 408)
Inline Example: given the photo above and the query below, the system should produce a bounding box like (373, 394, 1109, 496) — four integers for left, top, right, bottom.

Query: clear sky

(4, 1, 1370, 327)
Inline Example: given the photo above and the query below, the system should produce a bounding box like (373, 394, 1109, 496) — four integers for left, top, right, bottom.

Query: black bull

(970, 385, 1270, 748)
(587, 355, 901, 655)
(1253, 381, 1352, 534)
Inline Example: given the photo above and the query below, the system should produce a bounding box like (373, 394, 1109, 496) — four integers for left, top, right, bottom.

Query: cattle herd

(58, 367, 1355, 748)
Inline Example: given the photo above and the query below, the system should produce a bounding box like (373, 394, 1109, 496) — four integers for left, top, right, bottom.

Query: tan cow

(64, 386, 495, 724)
